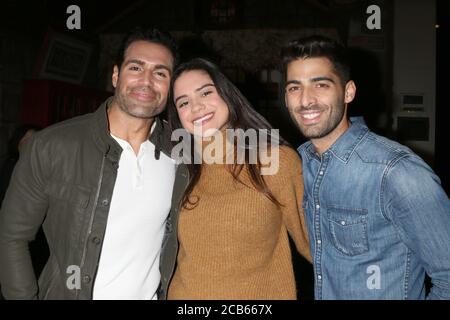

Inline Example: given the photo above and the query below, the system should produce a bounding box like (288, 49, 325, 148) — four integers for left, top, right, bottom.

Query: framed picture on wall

(34, 29, 92, 84)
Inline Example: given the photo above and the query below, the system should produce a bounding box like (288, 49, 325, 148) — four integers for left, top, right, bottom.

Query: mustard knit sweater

(167, 146, 311, 300)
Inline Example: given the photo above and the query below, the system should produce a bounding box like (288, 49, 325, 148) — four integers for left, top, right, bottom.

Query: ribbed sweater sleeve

(268, 147, 312, 263)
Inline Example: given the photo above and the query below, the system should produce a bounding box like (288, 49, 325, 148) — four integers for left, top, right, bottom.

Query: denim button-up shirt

(298, 117, 450, 300)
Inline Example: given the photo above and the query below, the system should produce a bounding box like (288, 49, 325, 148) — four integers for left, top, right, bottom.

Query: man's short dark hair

(281, 35, 351, 85)
(115, 27, 179, 70)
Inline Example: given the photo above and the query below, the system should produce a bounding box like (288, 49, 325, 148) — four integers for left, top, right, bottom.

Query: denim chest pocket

(327, 206, 369, 256)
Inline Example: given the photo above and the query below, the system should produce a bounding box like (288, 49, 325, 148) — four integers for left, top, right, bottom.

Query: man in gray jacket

(0, 27, 187, 300)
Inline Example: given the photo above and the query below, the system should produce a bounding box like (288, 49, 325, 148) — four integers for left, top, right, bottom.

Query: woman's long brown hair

(168, 58, 289, 209)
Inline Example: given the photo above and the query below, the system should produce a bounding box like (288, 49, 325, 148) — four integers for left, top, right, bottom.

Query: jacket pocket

(46, 182, 90, 209)
(327, 206, 369, 256)
(45, 182, 91, 248)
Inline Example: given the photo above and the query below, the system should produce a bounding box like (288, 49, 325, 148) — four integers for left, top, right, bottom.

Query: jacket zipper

(76, 154, 106, 299)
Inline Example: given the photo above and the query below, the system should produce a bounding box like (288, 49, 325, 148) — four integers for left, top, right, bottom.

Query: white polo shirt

(93, 127, 176, 300)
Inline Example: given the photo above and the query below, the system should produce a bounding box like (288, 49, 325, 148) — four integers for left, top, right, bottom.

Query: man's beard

(291, 102, 345, 139)
(114, 87, 164, 119)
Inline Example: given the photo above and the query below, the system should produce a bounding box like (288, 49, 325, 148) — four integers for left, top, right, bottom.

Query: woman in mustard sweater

(167, 58, 311, 299)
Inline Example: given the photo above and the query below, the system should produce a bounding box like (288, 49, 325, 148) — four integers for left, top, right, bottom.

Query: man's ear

(344, 80, 356, 104)
(112, 65, 119, 88)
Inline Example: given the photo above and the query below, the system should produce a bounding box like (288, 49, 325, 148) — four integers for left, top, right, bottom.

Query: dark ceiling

(0, 0, 369, 37)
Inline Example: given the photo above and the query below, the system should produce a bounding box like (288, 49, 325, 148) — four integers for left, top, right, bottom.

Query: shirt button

(341, 221, 346, 226)
(101, 199, 109, 206)
(316, 204, 320, 209)
(92, 237, 101, 245)
(317, 240, 321, 245)
(319, 171, 324, 175)
(318, 275, 322, 280)
(82, 275, 91, 284)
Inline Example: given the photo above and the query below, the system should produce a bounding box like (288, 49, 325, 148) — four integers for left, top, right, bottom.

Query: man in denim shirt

(281, 35, 450, 299)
